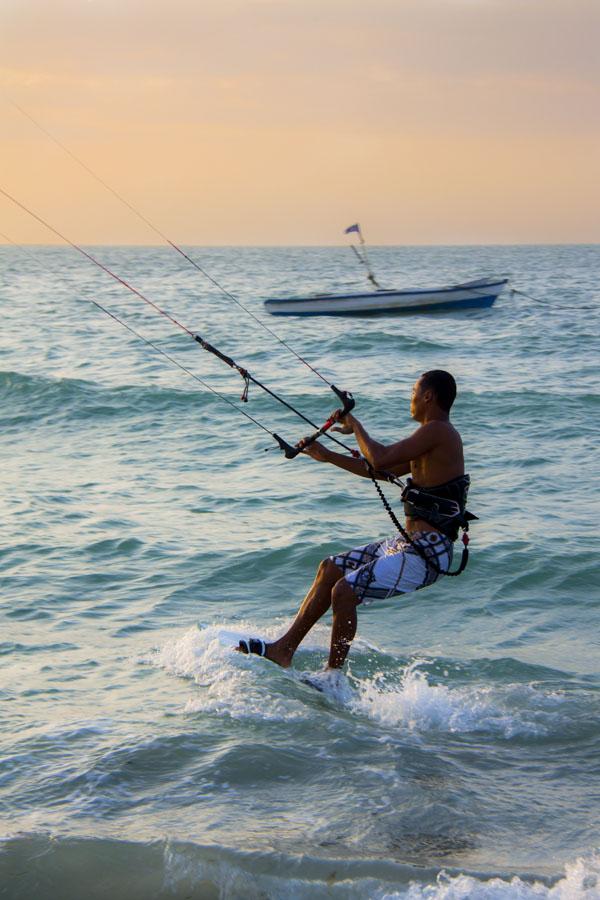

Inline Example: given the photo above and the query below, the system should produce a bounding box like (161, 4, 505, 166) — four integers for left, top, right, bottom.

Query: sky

(1, 0, 599, 245)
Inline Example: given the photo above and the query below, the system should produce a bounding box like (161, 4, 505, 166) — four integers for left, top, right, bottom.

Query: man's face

(410, 378, 428, 421)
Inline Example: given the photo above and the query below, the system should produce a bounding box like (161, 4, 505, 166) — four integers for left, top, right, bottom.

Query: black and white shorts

(330, 531, 453, 605)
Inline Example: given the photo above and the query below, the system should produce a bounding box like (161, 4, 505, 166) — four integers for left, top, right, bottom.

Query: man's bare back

(405, 420, 464, 533)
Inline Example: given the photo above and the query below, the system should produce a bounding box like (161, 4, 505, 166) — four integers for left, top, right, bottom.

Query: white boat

(264, 277, 509, 317)
(265, 224, 508, 316)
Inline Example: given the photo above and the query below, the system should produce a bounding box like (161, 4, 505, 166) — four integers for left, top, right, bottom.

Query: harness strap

(365, 463, 470, 577)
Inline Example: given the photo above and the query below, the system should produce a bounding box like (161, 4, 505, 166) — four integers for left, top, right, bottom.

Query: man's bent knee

(318, 558, 343, 581)
(331, 577, 359, 613)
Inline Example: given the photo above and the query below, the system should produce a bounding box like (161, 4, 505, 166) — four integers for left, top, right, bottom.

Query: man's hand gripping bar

(272, 385, 355, 459)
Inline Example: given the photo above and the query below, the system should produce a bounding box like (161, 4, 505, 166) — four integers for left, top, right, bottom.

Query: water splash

(351, 660, 571, 739)
(149, 629, 576, 741)
(397, 851, 600, 899)
(149, 625, 310, 721)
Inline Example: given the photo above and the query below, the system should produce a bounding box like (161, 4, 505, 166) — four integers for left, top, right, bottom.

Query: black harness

(367, 470, 477, 577)
(401, 475, 477, 542)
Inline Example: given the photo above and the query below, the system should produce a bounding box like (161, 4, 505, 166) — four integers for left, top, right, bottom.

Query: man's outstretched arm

(345, 414, 442, 470)
(301, 441, 410, 478)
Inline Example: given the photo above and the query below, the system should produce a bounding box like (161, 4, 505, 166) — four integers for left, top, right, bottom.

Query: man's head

(410, 370, 457, 421)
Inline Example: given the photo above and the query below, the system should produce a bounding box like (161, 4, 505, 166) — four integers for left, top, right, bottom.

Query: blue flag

(344, 223, 361, 235)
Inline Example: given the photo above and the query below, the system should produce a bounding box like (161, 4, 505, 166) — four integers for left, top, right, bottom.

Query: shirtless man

(238, 370, 472, 671)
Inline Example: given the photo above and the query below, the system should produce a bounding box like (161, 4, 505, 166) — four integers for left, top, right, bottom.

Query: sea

(0, 243, 599, 899)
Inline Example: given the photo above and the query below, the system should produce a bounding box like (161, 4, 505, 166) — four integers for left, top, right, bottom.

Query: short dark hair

(420, 370, 457, 412)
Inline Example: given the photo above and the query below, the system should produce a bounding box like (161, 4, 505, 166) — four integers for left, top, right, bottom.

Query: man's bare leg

(327, 579, 359, 669)
(262, 559, 342, 667)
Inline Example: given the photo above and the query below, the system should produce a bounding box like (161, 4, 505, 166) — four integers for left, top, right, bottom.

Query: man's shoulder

(416, 419, 462, 446)
(416, 419, 457, 435)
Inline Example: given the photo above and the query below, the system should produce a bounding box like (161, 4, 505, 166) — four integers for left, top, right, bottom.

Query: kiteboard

(213, 626, 351, 700)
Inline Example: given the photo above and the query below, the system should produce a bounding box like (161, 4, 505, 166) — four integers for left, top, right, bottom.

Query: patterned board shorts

(330, 530, 453, 605)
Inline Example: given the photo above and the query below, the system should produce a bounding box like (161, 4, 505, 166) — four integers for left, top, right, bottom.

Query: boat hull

(264, 278, 509, 316)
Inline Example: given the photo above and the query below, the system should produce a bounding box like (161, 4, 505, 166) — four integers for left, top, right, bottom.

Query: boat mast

(344, 223, 381, 289)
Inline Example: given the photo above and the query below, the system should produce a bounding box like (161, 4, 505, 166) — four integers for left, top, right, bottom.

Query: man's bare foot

(264, 639, 294, 668)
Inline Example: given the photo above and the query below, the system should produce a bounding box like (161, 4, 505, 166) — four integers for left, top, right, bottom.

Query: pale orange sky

(1, 0, 599, 245)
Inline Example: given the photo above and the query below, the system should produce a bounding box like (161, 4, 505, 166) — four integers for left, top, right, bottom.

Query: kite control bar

(272, 384, 355, 459)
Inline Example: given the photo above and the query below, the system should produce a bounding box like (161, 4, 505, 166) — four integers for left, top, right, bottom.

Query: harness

(402, 475, 476, 542)
(367, 470, 477, 577)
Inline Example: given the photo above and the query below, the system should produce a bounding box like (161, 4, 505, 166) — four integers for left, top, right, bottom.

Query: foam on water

(149, 628, 576, 742)
(2, 833, 596, 900)
(150, 625, 310, 721)
(297, 667, 356, 704)
(352, 660, 569, 739)
(164, 848, 600, 900)
(397, 853, 600, 899)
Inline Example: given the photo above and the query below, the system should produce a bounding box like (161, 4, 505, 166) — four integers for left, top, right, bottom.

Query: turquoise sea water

(1, 244, 599, 898)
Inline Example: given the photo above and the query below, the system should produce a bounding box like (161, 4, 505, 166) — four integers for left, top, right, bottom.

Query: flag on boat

(344, 223, 361, 235)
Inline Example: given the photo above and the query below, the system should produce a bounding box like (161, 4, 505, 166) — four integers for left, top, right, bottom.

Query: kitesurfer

(238, 370, 472, 670)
